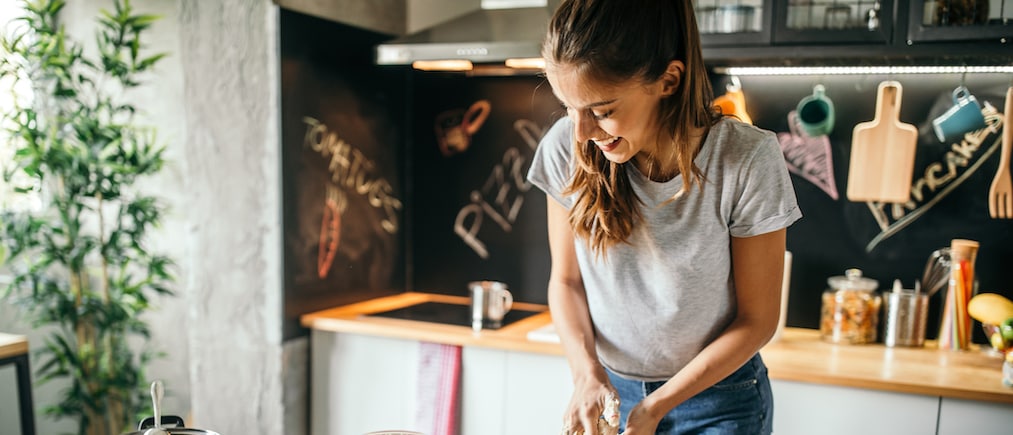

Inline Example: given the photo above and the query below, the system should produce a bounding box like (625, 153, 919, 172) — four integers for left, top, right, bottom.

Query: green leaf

(135, 53, 165, 72)
(1, 0, 175, 429)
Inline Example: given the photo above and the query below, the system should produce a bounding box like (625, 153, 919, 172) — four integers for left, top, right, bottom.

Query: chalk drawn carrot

(317, 184, 344, 279)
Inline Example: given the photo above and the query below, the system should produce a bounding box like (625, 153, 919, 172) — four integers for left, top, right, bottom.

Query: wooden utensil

(987, 86, 1012, 219)
(846, 81, 918, 203)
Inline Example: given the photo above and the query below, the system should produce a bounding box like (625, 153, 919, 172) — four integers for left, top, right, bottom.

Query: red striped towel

(416, 342, 462, 435)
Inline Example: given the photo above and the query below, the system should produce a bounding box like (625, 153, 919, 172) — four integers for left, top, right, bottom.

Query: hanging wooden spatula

(847, 81, 918, 203)
(987, 86, 1012, 219)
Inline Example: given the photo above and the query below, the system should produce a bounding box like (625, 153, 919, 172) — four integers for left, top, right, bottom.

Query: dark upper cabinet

(906, 0, 1012, 43)
(697, 0, 774, 46)
(697, 0, 1010, 63)
(772, 0, 895, 45)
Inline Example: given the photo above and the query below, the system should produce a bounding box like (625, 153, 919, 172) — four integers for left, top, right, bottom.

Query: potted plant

(0, 1, 174, 434)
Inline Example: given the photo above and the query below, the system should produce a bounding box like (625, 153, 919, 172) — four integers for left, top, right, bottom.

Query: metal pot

(125, 381, 220, 435)
(123, 415, 221, 435)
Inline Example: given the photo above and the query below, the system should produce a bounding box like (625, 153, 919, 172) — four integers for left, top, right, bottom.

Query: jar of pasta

(821, 268, 881, 344)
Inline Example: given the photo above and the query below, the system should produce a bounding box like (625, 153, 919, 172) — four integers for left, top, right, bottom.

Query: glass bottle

(820, 268, 882, 344)
(938, 239, 979, 351)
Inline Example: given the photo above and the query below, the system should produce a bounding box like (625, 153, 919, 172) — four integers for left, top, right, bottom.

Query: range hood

(376, 0, 558, 66)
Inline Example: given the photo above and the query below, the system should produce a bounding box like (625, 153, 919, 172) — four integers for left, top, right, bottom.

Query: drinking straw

(939, 283, 954, 350)
(953, 261, 967, 349)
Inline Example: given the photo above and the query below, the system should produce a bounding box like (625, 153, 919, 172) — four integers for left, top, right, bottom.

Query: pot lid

(827, 268, 878, 291)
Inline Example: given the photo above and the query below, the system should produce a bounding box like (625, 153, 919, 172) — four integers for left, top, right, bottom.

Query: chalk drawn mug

(931, 86, 986, 143)
(796, 84, 835, 137)
(435, 99, 492, 156)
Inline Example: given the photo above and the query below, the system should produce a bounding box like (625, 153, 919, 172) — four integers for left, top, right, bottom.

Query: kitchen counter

(761, 328, 1011, 404)
(0, 332, 35, 435)
(301, 292, 1013, 404)
(0, 332, 28, 360)
(301, 291, 559, 355)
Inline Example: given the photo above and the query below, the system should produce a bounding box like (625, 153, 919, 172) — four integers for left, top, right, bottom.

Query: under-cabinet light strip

(412, 60, 473, 71)
(717, 65, 1013, 76)
(505, 57, 546, 69)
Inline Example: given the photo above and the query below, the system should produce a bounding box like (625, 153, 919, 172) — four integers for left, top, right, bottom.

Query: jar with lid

(820, 268, 882, 344)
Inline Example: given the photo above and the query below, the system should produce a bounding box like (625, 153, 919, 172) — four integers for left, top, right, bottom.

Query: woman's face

(546, 64, 668, 165)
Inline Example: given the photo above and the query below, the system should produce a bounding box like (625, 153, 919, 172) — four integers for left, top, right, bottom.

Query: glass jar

(820, 268, 881, 344)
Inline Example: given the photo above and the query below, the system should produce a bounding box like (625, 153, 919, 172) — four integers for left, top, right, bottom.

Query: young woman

(526, 1, 802, 434)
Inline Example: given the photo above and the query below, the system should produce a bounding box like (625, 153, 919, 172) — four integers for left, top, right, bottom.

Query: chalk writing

(777, 111, 839, 200)
(302, 117, 402, 234)
(864, 104, 1003, 252)
(513, 119, 544, 151)
(454, 119, 546, 259)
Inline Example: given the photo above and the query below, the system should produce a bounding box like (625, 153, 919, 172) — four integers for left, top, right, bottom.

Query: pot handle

(139, 415, 186, 430)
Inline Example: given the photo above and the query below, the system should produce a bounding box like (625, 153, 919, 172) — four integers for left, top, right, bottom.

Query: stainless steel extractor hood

(376, 0, 558, 66)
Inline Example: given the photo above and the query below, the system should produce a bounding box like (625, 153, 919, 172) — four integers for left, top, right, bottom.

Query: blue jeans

(605, 353, 773, 435)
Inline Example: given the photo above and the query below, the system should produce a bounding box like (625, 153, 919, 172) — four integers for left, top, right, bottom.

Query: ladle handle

(150, 380, 164, 429)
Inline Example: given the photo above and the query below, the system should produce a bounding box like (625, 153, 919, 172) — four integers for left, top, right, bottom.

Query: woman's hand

(561, 374, 615, 435)
(620, 400, 662, 435)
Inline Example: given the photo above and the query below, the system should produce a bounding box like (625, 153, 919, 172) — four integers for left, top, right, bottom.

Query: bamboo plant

(0, 1, 173, 434)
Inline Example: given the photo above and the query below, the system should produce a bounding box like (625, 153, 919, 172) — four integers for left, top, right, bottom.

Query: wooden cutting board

(847, 81, 918, 203)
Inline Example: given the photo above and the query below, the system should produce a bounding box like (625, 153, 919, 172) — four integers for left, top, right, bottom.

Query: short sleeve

(526, 117, 576, 208)
(728, 133, 803, 237)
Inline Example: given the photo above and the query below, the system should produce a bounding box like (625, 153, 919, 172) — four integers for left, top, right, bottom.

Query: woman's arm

(545, 197, 613, 433)
(625, 228, 786, 432)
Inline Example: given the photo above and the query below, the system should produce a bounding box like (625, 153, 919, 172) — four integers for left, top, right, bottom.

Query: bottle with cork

(938, 239, 979, 351)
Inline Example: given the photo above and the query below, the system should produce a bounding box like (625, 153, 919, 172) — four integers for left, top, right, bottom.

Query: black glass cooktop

(366, 301, 544, 329)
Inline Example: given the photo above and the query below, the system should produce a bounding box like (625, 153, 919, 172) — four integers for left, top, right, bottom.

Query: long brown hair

(543, 0, 720, 256)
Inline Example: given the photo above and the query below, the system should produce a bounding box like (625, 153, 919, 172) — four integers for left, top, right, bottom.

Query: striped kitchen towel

(416, 342, 462, 435)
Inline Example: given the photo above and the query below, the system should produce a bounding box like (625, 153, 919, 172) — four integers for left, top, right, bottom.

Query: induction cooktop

(365, 301, 544, 329)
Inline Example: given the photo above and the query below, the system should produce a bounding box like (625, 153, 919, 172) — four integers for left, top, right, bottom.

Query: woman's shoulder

(534, 116, 575, 161)
(710, 117, 777, 147)
(541, 116, 574, 148)
(705, 118, 779, 160)
(705, 117, 782, 172)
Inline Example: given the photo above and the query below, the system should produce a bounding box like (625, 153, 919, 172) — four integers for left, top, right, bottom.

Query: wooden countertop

(762, 328, 1011, 404)
(301, 292, 1013, 404)
(301, 292, 562, 355)
(0, 332, 29, 360)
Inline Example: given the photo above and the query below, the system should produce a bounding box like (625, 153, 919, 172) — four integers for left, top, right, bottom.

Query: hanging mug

(931, 86, 986, 143)
(796, 84, 835, 137)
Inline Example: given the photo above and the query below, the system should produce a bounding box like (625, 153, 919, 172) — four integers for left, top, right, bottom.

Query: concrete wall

(0, 1, 302, 434)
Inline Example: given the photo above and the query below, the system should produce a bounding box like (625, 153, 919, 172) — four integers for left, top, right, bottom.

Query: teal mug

(796, 84, 835, 137)
(932, 86, 986, 143)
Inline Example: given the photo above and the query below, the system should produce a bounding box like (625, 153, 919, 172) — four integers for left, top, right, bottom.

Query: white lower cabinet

(310, 330, 573, 435)
(770, 380, 939, 435)
(310, 330, 422, 435)
(502, 351, 573, 433)
(937, 397, 1013, 435)
(461, 348, 572, 434)
(460, 347, 507, 434)
(309, 331, 1011, 435)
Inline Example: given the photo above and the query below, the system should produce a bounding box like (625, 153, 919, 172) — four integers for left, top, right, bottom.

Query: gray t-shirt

(527, 116, 802, 381)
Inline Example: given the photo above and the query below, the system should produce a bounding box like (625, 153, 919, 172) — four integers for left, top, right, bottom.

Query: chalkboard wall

(737, 73, 1013, 341)
(405, 74, 562, 303)
(280, 8, 1013, 344)
(403, 71, 1013, 344)
(281, 11, 408, 339)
